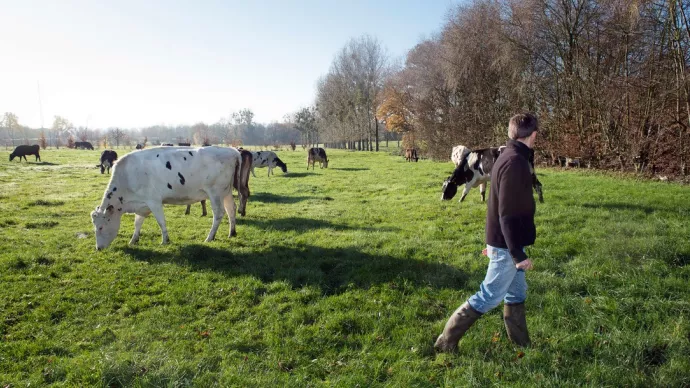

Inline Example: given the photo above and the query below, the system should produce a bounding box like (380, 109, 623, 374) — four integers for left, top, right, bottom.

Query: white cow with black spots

(91, 146, 242, 250)
(250, 150, 288, 177)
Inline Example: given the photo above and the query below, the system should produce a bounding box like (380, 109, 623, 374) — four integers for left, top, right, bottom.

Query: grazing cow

(405, 148, 419, 162)
(178, 142, 191, 146)
(99, 150, 118, 174)
(185, 148, 252, 217)
(250, 150, 288, 177)
(441, 145, 544, 203)
(75, 141, 94, 150)
(9, 145, 41, 162)
(91, 146, 241, 250)
(161, 143, 174, 146)
(307, 147, 329, 170)
(136, 143, 144, 150)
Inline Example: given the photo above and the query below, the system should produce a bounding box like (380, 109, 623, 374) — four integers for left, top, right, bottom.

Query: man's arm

(497, 160, 532, 264)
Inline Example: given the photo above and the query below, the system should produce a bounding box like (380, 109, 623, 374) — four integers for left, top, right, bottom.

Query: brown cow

(405, 148, 419, 162)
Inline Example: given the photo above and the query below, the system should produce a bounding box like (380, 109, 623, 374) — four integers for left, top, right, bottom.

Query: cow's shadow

(330, 167, 369, 171)
(10, 161, 58, 166)
(280, 172, 316, 178)
(123, 244, 468, 295)
(241, 216, 398, 232)
(251, 193, 311, 204)
(581, 202, 656, 214)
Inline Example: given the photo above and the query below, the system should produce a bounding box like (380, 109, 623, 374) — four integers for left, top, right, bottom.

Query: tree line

(1, 109, 302, 150)
(312, 0, 690, 175)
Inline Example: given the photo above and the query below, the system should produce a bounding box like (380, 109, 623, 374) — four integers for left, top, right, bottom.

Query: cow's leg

(237, 184, 248, 217)
(251, 167, 257, 178)
(479, 183, 487, 202)
(36, 154, 40, 162)
(459, 180, 475, 202)
(184, 205, 191, 215)
(533, 174, 544, 203)
(205, 196, 225, 242)
(223, 194, 237, 237)
(268, 165, 272, 176)
(147, 202, 170, 244)
(129, 211, 150, 245)
(200, 200, 207, 216)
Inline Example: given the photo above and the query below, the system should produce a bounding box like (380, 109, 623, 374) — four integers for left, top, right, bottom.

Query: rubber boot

(434, 302, 482, 352)
(504, 302, 530, 347)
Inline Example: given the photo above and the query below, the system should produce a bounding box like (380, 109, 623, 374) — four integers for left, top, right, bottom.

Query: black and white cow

(9, 144, 41, 162)
(307, 147, 329, 170)
(441, 145, 544, 203)
(99, 150, 118, 174)
(161, 143, 174, 146)
(250, 150, 287, 177)
(184, 148, 253, 217)
(91, 146, 242, 250)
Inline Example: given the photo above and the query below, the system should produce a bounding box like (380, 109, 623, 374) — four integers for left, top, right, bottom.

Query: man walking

(435, 113, 539, 351)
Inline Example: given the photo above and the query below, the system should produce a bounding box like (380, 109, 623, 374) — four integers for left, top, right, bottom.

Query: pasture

(1, 147, 689, 386)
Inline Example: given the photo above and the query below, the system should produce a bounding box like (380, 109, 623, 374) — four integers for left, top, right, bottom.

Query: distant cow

(185, 148, 253, 217)
(441, 145, 544, 203)
(405, 148, 419, 162)
(307, 147, 329, 170)
(161, 143, 174, 146)
(250, 150, 287, 177)
(9, 145, 41, 162)
(75, 141, 94, 150)
(99, 150, 118, 174)
(91, 146, 242, 250)
(136, 144, 144, 150)
(178, 143, 191, 147)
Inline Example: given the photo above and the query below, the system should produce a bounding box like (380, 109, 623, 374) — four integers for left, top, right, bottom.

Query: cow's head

(441, 178, 458, 200)
(323, 159, 329, 168)
(9, 153, 16, 162)
(91, 204, 122, 250)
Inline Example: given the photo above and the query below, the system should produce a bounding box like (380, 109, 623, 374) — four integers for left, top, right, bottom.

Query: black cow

(135, 144, 144, 150)
(161, 143, 174, 146)
(307, 147, 329, 170)
(99, 150, 118, 174)
(441, 146, 544, 203)
(10, 145, 41, 162)
(178, 143, 191, 147)
(75, 141, 94, 150)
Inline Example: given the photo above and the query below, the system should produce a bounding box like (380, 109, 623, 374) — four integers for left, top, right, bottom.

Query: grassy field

(1, 147, 689, 387)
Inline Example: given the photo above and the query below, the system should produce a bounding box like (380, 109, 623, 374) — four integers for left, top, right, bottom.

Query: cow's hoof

(161, 238, 170, 245)
(230, 230, 237, 237)
(129, 238, 139, 245)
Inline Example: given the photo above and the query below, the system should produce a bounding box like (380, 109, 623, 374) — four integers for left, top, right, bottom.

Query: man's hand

(516, 259, 533, 271)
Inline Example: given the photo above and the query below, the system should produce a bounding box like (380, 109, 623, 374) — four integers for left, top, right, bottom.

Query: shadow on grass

(123, 244, 467, 294)
(241, 216, 397, 232)
(280, 172, 316, 178)
(330, 167, 370, 171)
(581, 202, 656, 214)
(251, 193, 312, 204)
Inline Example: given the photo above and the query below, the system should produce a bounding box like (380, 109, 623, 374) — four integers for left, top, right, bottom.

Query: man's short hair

(508, 113, 539, 140)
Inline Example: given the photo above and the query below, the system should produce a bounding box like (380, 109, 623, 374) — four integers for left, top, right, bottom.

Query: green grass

(1, 147, 689, 387)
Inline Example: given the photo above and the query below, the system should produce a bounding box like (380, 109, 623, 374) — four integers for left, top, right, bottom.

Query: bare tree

(108, 127, 126, 148)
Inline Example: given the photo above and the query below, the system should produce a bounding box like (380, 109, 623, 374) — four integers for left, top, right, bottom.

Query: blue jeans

(467, 245, 527, 314)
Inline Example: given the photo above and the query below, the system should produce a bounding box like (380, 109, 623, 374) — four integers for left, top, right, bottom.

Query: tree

(291, 106, 318, 147)
(108, 128, 126, 148)
(2, 112, 19, 147)
(52, 116, 72, 149)
(192, 122, 213, 145)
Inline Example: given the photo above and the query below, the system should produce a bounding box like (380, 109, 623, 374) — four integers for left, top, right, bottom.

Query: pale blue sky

(1, 0, 458, 128)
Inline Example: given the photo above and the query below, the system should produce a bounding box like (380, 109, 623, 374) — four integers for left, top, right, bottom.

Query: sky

(0, 0, 459, 129)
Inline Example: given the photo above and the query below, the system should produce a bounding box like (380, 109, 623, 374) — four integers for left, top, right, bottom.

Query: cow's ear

(106, 204, 114, 215)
